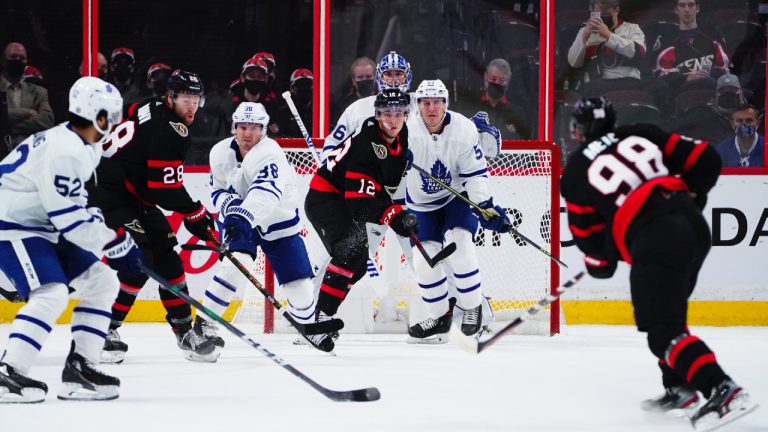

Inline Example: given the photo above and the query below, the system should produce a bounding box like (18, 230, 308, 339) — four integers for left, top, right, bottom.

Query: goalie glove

(584, 255, 617, 279)
(474, 199, 511, 233)
(471, 111, 501, 159)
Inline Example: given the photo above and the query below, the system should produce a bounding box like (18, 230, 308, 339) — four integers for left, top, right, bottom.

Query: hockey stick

(409, 232, 456, 268)
(410, 162, 568, 268)
(451, 271, 586, 354)
(194, 232, 344, 340)
(138, 261, 380, 402)
(282, 91, 321, 163)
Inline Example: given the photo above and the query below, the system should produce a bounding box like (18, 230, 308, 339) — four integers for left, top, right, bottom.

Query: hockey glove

(222, 207, 255, 245)
(474, 199, 511, 233)
(471, 111, 501, 159)
(183, 202, 216, 240)
(104, 228, 144, 275)
(380, 204, 418, 237)
(584, 255, 617, 279)
(218, 194, 243, 216)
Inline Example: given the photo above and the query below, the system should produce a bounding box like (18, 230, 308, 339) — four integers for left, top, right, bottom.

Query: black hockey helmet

(374, 88, 410, 116)
(570, 96, 615, 140)
(167, 69, 205, 107)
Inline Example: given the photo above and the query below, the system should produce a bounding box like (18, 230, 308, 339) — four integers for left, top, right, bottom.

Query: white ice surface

(0, 324, 765, 432)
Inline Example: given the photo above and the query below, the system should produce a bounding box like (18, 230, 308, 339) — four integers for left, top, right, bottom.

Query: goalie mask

(570, 96, 615, 141)
(375, 51, 412, 93)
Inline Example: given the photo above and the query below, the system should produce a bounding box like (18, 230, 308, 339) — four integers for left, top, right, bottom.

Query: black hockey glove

(104, 228, 145, 275)
(182, 202, 215, 240)
(474, 199, 512, 233)
(381, 204, 418, 237)
(584, 255, 617, 279)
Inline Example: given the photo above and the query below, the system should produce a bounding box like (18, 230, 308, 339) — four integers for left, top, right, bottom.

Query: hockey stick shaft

(476, 271, 585, 353)
(138, 261, 379, 402)
(202, 230, 341, 337)
(282, 91, 321, 163)
(410, 162, 568, 268)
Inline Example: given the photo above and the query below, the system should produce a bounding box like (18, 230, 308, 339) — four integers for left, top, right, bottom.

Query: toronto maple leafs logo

(420, 159, 451, 194)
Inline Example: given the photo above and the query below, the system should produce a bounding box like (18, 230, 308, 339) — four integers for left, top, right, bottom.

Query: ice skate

(101, 328, 128, 364)
(58, 344, 120, 401)
(407, 308, 454, 344)
(175, 326, 219, 363)
(0, 362, 47, 403)
(295, 311, 337, 352)
(194, 316, 225, 348)
(690, 379, 759, 431)
(641, 385, 700, 417)
(460, 303, 483, 336)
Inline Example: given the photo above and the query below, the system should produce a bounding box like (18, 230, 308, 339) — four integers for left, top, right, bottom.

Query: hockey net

(233, 139, 561, 335)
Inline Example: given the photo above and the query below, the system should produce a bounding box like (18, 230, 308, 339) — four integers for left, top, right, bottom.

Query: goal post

(232, 138, 561, 335)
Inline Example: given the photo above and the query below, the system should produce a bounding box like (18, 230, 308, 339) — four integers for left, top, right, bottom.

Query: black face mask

(244, 79, 269, 97)
(601, 15, 615, 29)
(355, 79, 375, 96)
(294, 87, 313, 104)
(113, 65, 132, 82)
(4, 59, 26, 80)
(151, 79, 168, 96)
(717, 92, 741, 111)
(486, 82, 506, 100)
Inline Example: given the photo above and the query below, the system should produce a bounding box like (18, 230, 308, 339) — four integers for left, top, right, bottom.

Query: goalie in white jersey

(405, 79, 512, 341)
(0, 77, 143, 402)
(199, 102, 335, 354)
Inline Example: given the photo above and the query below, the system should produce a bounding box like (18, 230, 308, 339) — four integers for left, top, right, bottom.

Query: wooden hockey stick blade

(451, 271, 586, 354)
(138, 261, 380, 402)
(180, 243, 220, 252)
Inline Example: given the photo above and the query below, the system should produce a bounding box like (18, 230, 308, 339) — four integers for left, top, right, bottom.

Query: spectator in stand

(653, 0, 730, 94)
(274, 68, 314, 138)
(253, 52, 280, 96)
(234, 58, 280, 135)
(331, 56, 377, 126)
(79, 52, 109, 81)
(0, 42, 54, 151)
(109, 47, 141, 107)
(716, 104, 764, 168)
(455, 58, 531, 140)
(21, 66, 44, 87)
(145, 62, 172, 98)
(567, 0, 668, 107)
(673, 74, 747, 145)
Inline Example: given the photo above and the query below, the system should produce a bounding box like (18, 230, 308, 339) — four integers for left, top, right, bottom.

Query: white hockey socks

(445, 229, 483, 310)
(69, 263, 120, 364)
(283, 278, 316, 324)
(413, 240, 451, 319)
(202, 252, 252, 318)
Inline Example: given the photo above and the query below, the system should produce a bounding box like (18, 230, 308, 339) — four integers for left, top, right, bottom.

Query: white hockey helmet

(415, 79, 449, 108)
(231, 102, 269, 134)
(69, 76, 123, 136)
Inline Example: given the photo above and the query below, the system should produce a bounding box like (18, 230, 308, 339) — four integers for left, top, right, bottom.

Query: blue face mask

(735, 123, 756, 138)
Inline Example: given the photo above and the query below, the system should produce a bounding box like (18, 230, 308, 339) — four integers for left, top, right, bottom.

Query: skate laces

(106, 329, 121, 341)
(419, 317, 438, 330)
(463, 306, 480, 325)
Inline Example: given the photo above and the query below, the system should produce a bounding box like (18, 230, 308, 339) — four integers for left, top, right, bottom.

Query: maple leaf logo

(420, 159, 451, 194)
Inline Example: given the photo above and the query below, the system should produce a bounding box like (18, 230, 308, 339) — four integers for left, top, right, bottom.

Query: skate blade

(405, 333, 449, 345)
(57, 383, 119, 401)
(692, 401, 759, 431)
(183, 346, 221, 363)
(100, 350, 126, 365)
(0, 387, 46, 403)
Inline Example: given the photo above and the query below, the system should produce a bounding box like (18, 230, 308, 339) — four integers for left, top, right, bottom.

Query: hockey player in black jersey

(561, 97, 758, 430)
(88, 70, 218, 363)
(305, 89, 417, 342)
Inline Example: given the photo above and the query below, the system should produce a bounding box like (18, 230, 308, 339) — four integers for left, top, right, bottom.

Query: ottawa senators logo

(371, 142, 388, 159)
(168, 121, 189, 137)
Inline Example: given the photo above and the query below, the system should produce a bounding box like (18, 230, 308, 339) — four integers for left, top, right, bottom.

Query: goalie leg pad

(413, 240, 451, 318)
(445, 228, 482, 310)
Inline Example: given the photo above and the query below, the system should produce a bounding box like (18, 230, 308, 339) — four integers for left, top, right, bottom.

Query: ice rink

(0, 324, 765, 432)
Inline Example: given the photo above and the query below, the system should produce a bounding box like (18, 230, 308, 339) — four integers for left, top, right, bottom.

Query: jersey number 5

(587, 136, 668, 206)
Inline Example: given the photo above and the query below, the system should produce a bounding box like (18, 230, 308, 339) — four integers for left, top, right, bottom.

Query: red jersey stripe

(566, 202, 596, 214)
(683, 143, 709, 172)
(663, 133, 680, 158)
(148, 160, 183, 168)
(309, 174, 341, 194)
(569, 223, 606, 237)
(148, 181, 183, 189)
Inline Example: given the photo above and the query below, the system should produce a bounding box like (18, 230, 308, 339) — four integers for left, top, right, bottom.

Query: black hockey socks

(110, 280, 144, 329)
(317, 264, 354, 316)
(665, 333, 729, 398)
(160, 277, 193, 332)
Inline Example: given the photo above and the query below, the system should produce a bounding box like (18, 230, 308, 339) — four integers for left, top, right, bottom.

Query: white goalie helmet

(415, 79, 449, 107)
(69, 76, 123, 136)
(231, 102, 270, 133)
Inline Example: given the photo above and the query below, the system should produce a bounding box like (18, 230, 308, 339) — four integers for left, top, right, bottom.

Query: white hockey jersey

(405, 111, 491, 212)
(209, 136, 301, 241)
(0, 123, 116, 256)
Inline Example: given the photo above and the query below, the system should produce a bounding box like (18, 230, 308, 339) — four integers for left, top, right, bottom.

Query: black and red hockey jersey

(654, 29, 730, 78)
(309, 116, 408, 222)
(94, 97, 199, 214)
(560, 123, 720, 265)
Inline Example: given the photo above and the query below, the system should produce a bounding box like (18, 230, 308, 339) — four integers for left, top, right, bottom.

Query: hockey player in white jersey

(0, 77, 143, 402)
(198, 102, 336, 354)
(404, 79, 511, 341)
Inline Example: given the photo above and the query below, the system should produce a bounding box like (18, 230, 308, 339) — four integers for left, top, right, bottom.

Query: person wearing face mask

(252, 51, 280, 95)
(108, 47, 141, 107)
(715, 104, 765, 168)
(273, 68, 314, 138)
(0, 42, 54, 153)
(674, 74, 750, 145)
(231, 58, 280, 135)
(331, 57, 377, 128)
(144, 62, 172, 98)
